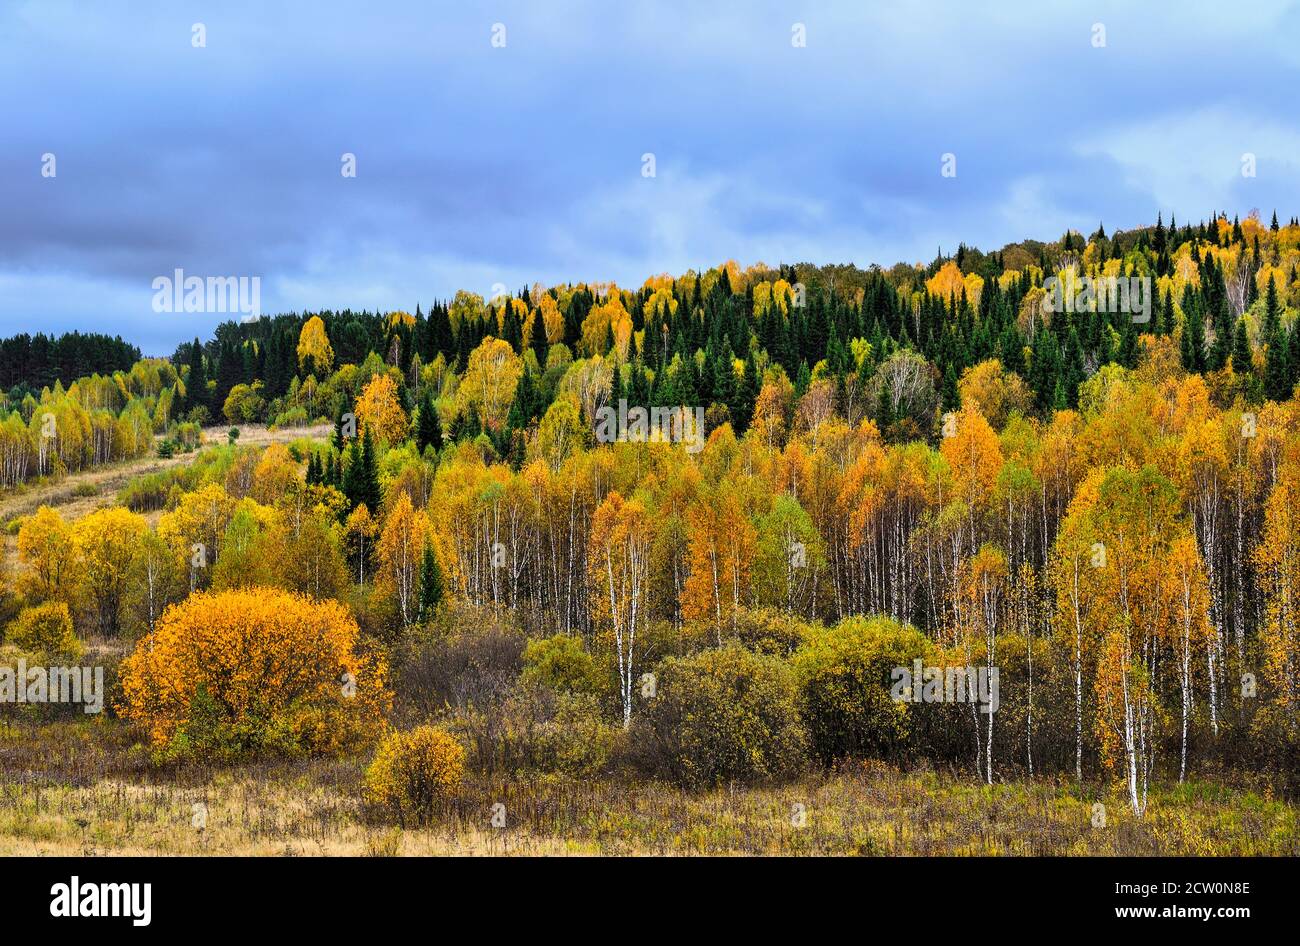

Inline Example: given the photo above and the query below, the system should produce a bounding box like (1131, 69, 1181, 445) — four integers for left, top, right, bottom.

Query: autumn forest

(1, 211, 1298, 856)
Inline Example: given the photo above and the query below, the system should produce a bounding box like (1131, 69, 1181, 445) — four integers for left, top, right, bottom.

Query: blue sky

(4, 0, 1300, 354)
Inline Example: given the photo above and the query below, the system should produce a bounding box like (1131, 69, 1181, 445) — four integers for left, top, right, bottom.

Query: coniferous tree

(417, 542, 443, 621)
(416, 390, 444, 453)
(1232, 318, 1253, 377)
(359, 427, 381, 513)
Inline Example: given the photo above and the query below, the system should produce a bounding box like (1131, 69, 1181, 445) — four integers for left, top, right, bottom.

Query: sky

(3, 0, 1300, 355)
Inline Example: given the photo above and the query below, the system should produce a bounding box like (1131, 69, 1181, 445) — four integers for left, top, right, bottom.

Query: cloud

(2, 0, 1299, 352)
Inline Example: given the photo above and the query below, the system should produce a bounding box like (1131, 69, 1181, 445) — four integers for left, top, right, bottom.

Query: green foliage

(794, 615, 931, 766)
(632, 645, 807, 790)
(521, 634, 603, 695)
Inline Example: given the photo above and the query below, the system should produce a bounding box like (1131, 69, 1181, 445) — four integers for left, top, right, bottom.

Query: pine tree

(417, 542, 443, 621)
(185, 339, 208, 415)
(507, 368, 538, 433)
(416, 390, 444, 453)
(1232, 318, 1253, 377)
(530, 308, 549, 367)
(1181, 291, 1205, 372)
(341, 438, 364, 510)
(333, 405, 349, 452)
(359, 427, 381, 513)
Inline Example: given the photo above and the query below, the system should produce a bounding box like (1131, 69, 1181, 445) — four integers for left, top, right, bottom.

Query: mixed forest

(1, 210, 1298, 854)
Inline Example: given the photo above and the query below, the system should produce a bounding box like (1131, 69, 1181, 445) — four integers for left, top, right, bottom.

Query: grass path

(0, 422, 330, 567)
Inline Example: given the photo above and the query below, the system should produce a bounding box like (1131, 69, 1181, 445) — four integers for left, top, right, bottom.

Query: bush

(631, 645, 807, 790)
(6, 602, 81, 662)
(681, 607, 813, 657)
(274, 406, 309, 428)
(521, 634, 603, 695)
(451, 685, 619, 778)
(793, 615, 931, 766)
(364, 725, 466, 826)
(393, 605, 524, 722)
(170, 421, 202, 451)
(118, 588, 389, 760)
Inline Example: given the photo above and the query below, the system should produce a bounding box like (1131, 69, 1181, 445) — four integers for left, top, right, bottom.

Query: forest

(0, 209, 1297, 854)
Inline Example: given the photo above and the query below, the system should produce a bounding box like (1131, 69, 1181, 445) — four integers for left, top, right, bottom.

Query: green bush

(793, 615, 931, 766)
(521, 634, 603, 695)
(274, 406, 309, 428)
(631, 645, 807, 789)
(6, 601, 82, 662)
(452, 687, 618, 778)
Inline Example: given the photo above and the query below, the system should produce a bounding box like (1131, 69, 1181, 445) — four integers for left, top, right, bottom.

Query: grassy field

(0, 422, 330, 574)
(0, 719, 1293, 856)
(0, 422, 330, 525)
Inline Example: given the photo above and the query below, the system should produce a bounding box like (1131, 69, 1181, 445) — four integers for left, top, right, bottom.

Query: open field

(0, 423, 330, 572)
(0, 423, 330, 529)
(0, 720, 1293, 856)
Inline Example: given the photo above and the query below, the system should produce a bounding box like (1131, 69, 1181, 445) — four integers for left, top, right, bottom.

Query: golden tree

(680, 484, 756, 640)
(73, 506, 148, 636)
(590, 491, 654, 727)
(296, 315, 334, 375)
(16, 506, 77, 605)
(457, 337, 522, 432)
(1253, 445, 1300, 733)
(355, 373, 409, 446)
(377, 493, 428, 625)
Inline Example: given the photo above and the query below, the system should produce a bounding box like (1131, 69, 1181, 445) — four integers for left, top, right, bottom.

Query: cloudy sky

(4, 0, 1300, 354)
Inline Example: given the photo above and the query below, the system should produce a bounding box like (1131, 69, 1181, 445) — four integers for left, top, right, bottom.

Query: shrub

(170, 421, 202, 451)
(631, 645, 807, 790)
(793, 615, 931, 766)
(393, 604, 524, 722)
(521, 634, 603, 695)
(118, 588, 389, 759)
(6, 602, 82, 662)
(451, 686, 618, 778)
(273, 406, 309, 428)
(681, 607, 813, 657)
(364, 725, 465, 825)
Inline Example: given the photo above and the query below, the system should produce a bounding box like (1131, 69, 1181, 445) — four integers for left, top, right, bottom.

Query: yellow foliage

(16, 506, 77, 604)
(118, 587, 388, 755)
(73, 507, 147, 636)
(363, 725, 465, 825)
(6, 601, 81, 662)
(355, 373, 409, 446)
(296, 315, 334, 375)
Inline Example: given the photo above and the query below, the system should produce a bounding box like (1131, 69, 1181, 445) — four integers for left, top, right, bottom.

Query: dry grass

(0, 720, 1293, 856)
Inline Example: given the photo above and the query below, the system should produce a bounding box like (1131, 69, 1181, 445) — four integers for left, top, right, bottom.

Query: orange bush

(118, 587, 388, 758)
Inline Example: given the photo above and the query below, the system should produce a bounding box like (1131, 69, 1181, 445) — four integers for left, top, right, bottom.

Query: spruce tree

(360, 427, 381, 514)
(1231, 318, 1253, 377)
(416, 390, 443, 453)
(417, 543, 443, 621)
